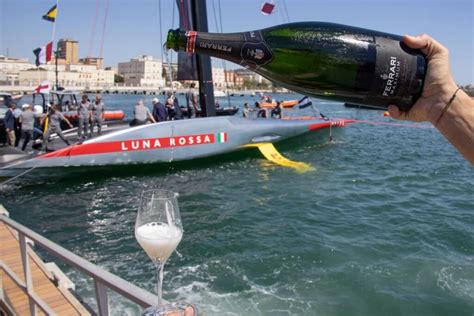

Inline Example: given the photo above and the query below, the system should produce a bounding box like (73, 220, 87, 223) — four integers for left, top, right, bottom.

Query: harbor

(1, 0, 473, 315)
(1, 94, 474, 315)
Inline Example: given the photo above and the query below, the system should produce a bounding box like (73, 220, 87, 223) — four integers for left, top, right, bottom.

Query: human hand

(388, 34, 458, 123)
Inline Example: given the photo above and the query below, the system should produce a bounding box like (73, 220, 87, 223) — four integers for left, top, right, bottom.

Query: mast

(191, 0, 216, 117)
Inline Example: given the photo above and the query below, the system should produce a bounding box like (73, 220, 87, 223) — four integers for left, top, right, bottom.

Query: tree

(114, 74, 124, 83)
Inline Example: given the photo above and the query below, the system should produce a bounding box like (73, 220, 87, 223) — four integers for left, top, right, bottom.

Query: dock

(0, 219, 89, 315)
(0, 205, 157, 315)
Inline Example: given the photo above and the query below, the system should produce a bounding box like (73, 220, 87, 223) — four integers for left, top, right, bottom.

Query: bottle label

(188, 30, 274, 68)
(241, 32, 274, 67)
(364, 37, 420, 109)
(381, 56, 401, 97)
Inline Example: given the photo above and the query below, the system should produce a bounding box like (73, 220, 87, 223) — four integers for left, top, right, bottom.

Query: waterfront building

(212, 67, 226, 89)
(0, 55, 35, 85)
(18, 66, 115, 89)
(80, 57, 104, 69)
(231, 68, 271, 88)
(118, 55, 165, 88)
(57, 38, 79, 64)
(224, 70, 236, 89)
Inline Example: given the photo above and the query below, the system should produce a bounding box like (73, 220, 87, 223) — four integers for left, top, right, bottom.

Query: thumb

(402, 34, 429, 50)
(403, 34, 448, 58)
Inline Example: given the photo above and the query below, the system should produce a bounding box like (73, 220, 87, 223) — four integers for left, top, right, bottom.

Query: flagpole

(52, 0, 59, 90)
(51, 0, 59, 43)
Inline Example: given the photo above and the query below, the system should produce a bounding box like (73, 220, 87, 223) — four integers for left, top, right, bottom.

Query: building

(0, 55, 35, 85)
(225, 70, 236, 88)
(79, 57, 104, 69)
(1, 38, 116, 90)
(57, 39, 79, 64)
(212, 67, 226, 89)
(19, 66, 115, 89)
(231, 68, 271, 88)
(118, 55, 165, 88)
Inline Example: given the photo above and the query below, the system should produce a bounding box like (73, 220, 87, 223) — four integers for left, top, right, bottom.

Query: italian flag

(33, 42, 53, 67)
(217, 132, 227, 143)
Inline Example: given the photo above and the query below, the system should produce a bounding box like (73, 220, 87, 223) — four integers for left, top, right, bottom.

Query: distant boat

(0, 92, 23, 107)
(33, 90, 126, 129)
(214, 90, 226, 97)
(230, 91, 256, 97)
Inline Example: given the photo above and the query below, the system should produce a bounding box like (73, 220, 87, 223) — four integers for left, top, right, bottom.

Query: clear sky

(1, 0, 472, 85)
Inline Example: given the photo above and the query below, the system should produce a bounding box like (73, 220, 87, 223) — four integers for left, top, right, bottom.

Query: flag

(42, 5, 57, 22)
(33, 42, 53, 66)
(35, 81, 51, 94)
(297, 96, 313, 109)
(261, 2, 275, 15)
(217, 132, 227, 143)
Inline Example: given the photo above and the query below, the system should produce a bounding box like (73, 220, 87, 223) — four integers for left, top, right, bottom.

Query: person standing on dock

(12, 104, 22, 147)
(4, 103, 16, 146)
(42, 104, 73, 151)
(77, 94, 92, 140)
(90, 95, 105, 136)
(152, 97, 167, 122)
(185, 83, 199, 118)
(19, 104, 40, 152)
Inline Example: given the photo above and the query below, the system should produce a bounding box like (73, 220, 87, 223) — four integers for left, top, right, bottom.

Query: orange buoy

(383, 111, 390, 117)
(104, 110, 125, 120)
(259, 100, 299, 109)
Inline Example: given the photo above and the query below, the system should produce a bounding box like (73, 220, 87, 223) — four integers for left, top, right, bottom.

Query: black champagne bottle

(167, 22, 427, 110)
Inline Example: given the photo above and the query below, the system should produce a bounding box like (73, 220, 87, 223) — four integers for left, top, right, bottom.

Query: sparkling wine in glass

(135, 189, 183, 315)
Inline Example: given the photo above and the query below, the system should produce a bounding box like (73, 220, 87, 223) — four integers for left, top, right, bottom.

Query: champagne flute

(135, 189, 183, 315)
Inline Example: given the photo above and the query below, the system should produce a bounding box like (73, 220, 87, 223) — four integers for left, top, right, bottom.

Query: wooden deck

(0, 221, 90, 315)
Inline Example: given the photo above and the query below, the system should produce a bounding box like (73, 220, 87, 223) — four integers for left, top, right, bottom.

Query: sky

(0, 0, 472, 85)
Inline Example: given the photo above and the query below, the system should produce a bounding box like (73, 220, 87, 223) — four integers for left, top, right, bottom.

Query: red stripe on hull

(308, 119, 354, 131)
(39, 133, 216, 158)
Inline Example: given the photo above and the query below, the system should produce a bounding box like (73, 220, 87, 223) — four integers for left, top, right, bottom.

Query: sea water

(1, 93, 473, 315)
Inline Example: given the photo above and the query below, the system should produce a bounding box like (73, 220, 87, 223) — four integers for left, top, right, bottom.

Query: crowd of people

(2, 90, 202, 153)
(2, 93, 105, 152)
(242, 98, 284, 119)
(130, 91, 186, 126)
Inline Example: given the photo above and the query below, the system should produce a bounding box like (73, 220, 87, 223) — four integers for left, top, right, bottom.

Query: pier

(0, 205, 156, 315)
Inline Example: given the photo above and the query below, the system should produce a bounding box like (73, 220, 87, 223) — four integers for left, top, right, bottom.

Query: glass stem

(154, 261, 164, 306)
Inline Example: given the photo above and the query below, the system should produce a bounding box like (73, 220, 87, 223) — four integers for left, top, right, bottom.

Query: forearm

(432, 90, 474, 164)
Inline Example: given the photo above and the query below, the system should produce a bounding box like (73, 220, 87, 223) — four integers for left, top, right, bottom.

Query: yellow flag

(42, 5, 57, 22)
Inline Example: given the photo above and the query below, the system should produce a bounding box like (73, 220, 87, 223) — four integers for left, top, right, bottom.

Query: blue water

(1, 93, 473, 315)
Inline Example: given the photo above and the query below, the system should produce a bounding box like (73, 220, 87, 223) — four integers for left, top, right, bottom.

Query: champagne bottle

(166, 22, 427, 111)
